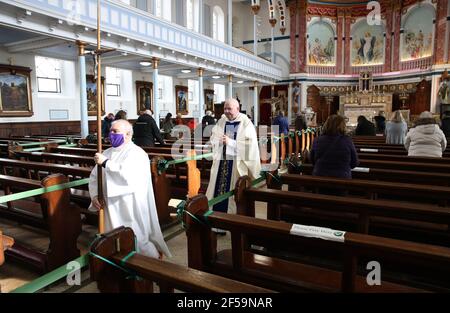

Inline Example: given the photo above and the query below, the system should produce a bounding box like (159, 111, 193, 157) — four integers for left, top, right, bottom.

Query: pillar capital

(198, 68, 204, 77)
(76, 41, 87, 56)
(228, 74, 233, 82)
(152, 57, 159, 69)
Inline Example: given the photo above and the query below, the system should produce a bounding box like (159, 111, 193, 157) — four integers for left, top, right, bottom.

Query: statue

(439, 70, 450, 105)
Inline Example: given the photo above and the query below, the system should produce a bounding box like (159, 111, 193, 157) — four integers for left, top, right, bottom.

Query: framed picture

(204, 89, 214, 112)
(0, 64, 33, 117)
(86, 75, 105, 116)
(136, 81, 153, 115)
(175, 85, 188, 115)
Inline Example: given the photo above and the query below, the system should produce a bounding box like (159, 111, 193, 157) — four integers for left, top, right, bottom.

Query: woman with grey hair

(385, 110, 408, 144)
(405, 111, 447, 157)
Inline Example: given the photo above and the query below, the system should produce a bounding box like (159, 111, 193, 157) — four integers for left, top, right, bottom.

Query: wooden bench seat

(185, 195, 450, 292)
(89, 226, 273, 293)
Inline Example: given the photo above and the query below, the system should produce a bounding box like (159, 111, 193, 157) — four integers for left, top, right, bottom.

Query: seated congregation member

(354, 115, 376, 136)
(133, 109, 165, 147)
(89, 120, 171, 259)
(202, 110, 216, 128)
(206, 99, 261, 234)
(405, 111, 447, 157)
(374, 111, 386, 134)
(310, 114, 359, 179)
(272, 110, 290, 136)
(114, 110, 128, 121)
(160, 113, 174, 139)
(385, 110, 408, 144)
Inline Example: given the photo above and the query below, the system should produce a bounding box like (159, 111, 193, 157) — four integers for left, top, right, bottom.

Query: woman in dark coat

(310, 114, 359, 179)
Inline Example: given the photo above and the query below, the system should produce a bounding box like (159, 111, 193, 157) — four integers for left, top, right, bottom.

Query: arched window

(186, 0, 199, 32)
(155, 0, 171, 22)
(212, 6, 225, 42)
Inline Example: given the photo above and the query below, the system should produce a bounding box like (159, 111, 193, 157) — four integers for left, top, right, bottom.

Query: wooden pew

(0, 230, 14, 266)
(184, 194, 450, 292)
(290, 163, 450, 186)
(276, 173, 450, 206)
(1, 174, 81, 273)
(357, 153, 450, 164)
(90, 226, 273, 293)
(234, 176, 450, 246)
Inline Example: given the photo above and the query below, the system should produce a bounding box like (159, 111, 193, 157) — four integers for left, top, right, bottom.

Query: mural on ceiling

(307, 21, 335, 66)
(351, 20, 385, 66)
(401, 6, 435, 61)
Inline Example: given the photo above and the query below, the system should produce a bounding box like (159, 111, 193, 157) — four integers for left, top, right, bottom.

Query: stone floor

(0, 199, 268, 293)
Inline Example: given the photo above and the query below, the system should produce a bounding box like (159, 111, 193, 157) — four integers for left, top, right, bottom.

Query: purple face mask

(109, 132, 124, 147)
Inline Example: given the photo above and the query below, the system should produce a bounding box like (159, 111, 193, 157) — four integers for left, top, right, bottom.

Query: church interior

(1, 0, 450, 297)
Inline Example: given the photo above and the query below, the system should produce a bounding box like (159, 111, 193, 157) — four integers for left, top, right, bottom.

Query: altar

(339, 72, 392, 126)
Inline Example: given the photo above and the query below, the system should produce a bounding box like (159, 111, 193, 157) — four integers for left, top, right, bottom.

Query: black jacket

(133, 114, 164, 147)
(355, 119, 376, 136)
(202, 115, 216, 127)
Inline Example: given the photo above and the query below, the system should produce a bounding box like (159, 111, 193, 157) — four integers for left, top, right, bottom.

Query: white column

(288, 82, 293, 124)
(227, 75, 233, 99)
(152, 0, 156, 14)
(152, 58, 160, 125)
(253, 81, 258, 126)
(198, 68, 204, 121)
(430, 74, 441, 114)
(300, 83, 307, 112)
(228, 0, 232, 45)
(77, 42, 89, 138)
(271, 27, 275, 62)
(199, 0, 203, 34)
(253, 15, 257, 55)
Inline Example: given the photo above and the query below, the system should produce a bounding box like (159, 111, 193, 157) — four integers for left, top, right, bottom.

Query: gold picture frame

(136, 81, 153, 115)
(0, 64, 33, 117)
(86, 75, 105, 116)
(204, 89, 214, 112)
(175, 85, 188, 115)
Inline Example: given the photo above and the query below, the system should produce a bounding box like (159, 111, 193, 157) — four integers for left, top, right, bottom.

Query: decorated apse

(400, 4, 435, 62)
(351, 19, 385, 66)
(307, 19, 336, 66)
(290, 0, 442, 75)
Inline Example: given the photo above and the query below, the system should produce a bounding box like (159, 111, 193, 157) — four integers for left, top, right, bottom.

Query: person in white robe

(89, 119, 171, 259)
(206, 98, 261, 219)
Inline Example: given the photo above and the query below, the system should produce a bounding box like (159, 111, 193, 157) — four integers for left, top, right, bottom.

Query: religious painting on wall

(175, 85, 188, 115)
(307, 21, 336, 66)
(204, 89, 214, 112)
(136, 81, 153, 115)
(351, 20, 385, 66)
(0, 64, 33, 117)
(400, 6, 434, 61)
(86, 75, 105, 116)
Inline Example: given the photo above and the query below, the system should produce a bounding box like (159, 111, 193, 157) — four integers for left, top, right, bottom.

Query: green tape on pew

(18, 139, 67, 147)
(10, 254, 89, 293)
(0, 178, 89, 204)
(167, 152, 213, 166)
(23, 147, 45, 152)
(58, 143, 78, 147)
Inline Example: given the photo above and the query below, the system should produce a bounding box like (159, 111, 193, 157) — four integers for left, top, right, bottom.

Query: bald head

(224, 98, 240, 121)
(110, 119, 133, 145)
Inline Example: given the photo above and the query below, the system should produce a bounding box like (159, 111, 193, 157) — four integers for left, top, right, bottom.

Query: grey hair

(111, 119, 133, 136)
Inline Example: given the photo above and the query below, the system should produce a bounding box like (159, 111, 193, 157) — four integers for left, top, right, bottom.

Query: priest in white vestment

(89, 119, 171, 259)
(206, 98, 261, 218)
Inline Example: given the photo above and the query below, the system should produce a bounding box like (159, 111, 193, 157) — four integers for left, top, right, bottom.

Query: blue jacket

(272, 115, 290, 135)
(310, 135, 359, 179)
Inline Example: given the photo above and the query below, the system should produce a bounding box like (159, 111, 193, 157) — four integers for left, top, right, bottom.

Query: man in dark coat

(133, 110, 165, 147)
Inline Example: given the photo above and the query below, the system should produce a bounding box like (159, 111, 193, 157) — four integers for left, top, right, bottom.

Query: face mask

(109, 132, 124, 147)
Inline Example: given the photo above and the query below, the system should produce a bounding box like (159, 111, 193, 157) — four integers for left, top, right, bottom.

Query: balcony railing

(306, 65, 337, 76)
(1, 0, 282, 81)
(400, 57, 433, 71)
